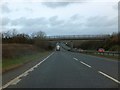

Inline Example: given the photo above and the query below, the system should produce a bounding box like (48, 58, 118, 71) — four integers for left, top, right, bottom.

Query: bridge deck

(46, 35, 110, 40)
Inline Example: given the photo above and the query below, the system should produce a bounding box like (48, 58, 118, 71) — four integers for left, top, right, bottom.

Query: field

(2, 44, 52, 73)
(2, 44, 40, 59)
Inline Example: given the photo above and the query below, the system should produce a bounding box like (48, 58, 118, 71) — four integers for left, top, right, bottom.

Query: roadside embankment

(2, 44, 53, 73)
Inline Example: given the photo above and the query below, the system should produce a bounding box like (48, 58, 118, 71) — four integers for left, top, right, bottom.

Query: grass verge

(2, 51, 52, 73)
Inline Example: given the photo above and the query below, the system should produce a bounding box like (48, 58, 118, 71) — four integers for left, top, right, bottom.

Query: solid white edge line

(73, 58, 78, 61)
(22, 72, 29, 77)
(10, 79, 21, 85)
(1, 52, 54, 89)
(80, 61, 92, 68)
(98, 71, 120, 84)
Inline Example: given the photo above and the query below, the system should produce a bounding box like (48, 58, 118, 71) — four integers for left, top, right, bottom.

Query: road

(2, 44, 119, 88)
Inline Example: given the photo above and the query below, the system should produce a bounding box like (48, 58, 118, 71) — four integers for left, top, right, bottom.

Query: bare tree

(2, 31, 11, 38)
(11, 29, 18, 37)
(35, 31, 46, 39)
(34, 31, 47, 49)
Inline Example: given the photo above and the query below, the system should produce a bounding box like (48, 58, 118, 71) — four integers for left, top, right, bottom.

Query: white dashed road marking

(98, 71, 120, 84)
(73, 57, 119, 85)
(73, 58, 78, 61)
(73, 58, 91, 68)
(80, 61, 92, 68)
(1, 52, 54, 89)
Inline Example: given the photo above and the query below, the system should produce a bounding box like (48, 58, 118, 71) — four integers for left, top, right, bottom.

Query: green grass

(2, 51, 52, 72)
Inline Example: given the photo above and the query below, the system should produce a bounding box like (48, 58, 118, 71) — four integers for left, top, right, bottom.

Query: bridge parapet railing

(46, 35, 110, 40)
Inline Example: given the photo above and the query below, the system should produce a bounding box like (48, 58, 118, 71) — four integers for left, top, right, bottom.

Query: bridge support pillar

(70, 41, 73, 51)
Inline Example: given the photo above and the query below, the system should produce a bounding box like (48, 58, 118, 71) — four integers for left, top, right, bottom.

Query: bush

(109, 45, 120, 51)
(2, 44, 39, 59)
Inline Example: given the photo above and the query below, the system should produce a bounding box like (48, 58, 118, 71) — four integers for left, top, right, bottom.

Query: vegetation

(103, 33, 120, 51)
(3, 51, 51, 73)
(2, 30, 54, 50)
(75, 40, 104, 50)
(1, 30, 55, 72)
(72, 32, 120, 51)
(2, 44, 40, 59)
(1, 30, 119, 72)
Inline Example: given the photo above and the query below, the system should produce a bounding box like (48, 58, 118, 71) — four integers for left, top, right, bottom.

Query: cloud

(86, 16, 117, 27)
(113, 4, 118, 10)
(3, 15, 117, 35)
(42, 2, 73, 8)
(69, 14, 84, 24)
(11, 16, 65, 27)
(9, 16, 65, 34)
(49, 16, 64, 26)
(1, 0, 118, 36)
(11, 17, 48, 26)
(42, 0, 87, 9)
(1, 4, 11, 13)
(24, 8, 33, 12)
(70, 14, 80, 20)
(49, 16, 58, 21)
(49, 15, 117, 35)
(2, 17, 10, 26)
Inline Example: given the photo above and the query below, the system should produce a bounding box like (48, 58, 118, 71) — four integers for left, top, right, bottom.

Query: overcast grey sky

(0, 0, 119, 36)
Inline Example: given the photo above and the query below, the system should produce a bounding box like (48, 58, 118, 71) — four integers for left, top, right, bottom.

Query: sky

(0, 0, 119, 36)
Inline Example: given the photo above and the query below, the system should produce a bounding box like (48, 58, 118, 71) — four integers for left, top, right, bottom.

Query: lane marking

(72, 57, 119, 85)
(1, 52, 54, 89)
(73, 58, 78, 61)
(28, 68, 34, 72)
(73, 58, 91, 68)
(22, 72, 29, 77)
(98, 71, 120, 84)
(80, 61, 92, 68)
(33, 65, 38, 68)
(10, 79, 21, 85)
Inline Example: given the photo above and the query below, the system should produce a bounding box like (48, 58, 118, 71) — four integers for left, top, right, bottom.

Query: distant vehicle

(98, 48, 105, 52)
(78, 48, 84, 52)
(56, 45, 60, 51)
(74, 48, 77, 50)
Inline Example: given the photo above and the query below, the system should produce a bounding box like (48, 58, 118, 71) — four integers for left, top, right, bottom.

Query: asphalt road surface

(2, 45, 119, 88)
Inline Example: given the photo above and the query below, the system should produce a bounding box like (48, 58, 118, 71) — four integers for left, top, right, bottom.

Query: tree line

(1, 29, 54, 50)
(1, 30, 119, 51)
(71, 32, 120, 51)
